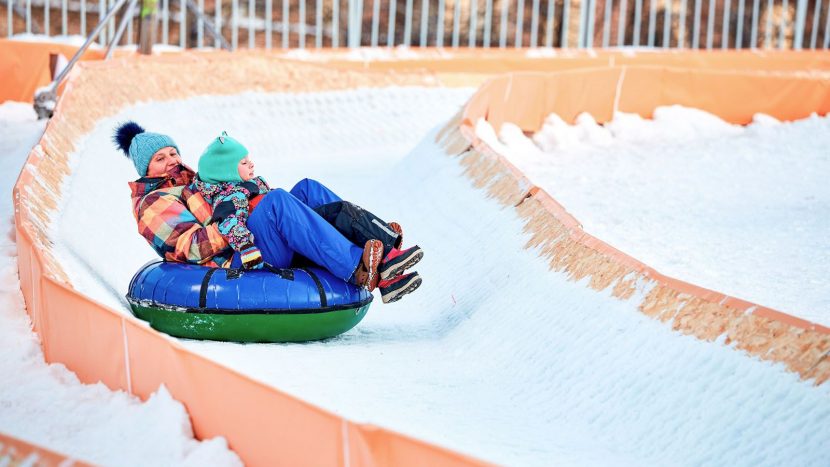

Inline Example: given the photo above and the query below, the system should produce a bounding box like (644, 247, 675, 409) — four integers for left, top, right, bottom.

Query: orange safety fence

(0, 431, 92, 466)
(12, 50, 489, 466)
(454, 65, 830, 384)
(8, 45, 830, 466)
(0, 39, 104, 104)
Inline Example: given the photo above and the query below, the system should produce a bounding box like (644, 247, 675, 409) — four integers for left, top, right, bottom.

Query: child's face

(237, 156, 255, 181)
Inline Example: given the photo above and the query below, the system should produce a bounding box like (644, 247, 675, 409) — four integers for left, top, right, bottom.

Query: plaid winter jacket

(190, 176, 270, 255)
(129, 165, 233, 267)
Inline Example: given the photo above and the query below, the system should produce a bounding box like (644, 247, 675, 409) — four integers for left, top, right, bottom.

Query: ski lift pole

(106, 0, 140, 59)
(33, 0, 131, 119)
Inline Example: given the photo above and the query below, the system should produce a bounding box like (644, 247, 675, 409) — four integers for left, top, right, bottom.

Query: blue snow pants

(230, 178, 362, 281)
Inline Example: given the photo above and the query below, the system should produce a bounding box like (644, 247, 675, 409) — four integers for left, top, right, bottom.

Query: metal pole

(530, 0, 540, 46)
(561, 0, 570, 47)
(633, 0, 642, 45)
(162, 0, 168, 43)
(63, 0, 70, 35)
(215, 0, 222, 48)
(662, 0, 671, 47)
(7, 0, 11, 37)
(824, 0, 830, 48)
(56, 0, 130, 86)
(180, 0, 185, 47)
(679, 0, 687, 46)
(106, 0, 138, 58)
(736, 0, 745, 47)
(585, 0, 595, 47)
(332, 0, 339, 46)
(618, 0, 627, 45)
(705, 0, 714, 48)
(371, 0, 379, 45)
(722, 0, 731, 48)
(809, 0, 820, 48)
(515, 0, 524, 46)
(81, 0, 86, 35)
(750, 0, 759, 47)
(793, 0, 807, 49)
(692, 0, 701, 48)
(298, 0, 305, 48)
(198, 0, 204, 46)
(647, 0, 656, 46)
(403, 0, 413, 45)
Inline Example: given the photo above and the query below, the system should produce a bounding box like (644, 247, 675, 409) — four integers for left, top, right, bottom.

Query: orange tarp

(0, 39, 104, 103)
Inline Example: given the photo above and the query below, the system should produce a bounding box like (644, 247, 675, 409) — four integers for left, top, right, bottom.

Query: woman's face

(146, 146, 182, 178)
(237, 156, 255, 181)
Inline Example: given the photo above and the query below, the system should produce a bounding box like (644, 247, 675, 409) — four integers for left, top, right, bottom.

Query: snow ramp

(13, 49, 830, 465)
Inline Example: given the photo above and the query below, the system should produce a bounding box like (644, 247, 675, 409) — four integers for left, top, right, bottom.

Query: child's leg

(246, 189, 363, 281)
(288, 178, 342, 209)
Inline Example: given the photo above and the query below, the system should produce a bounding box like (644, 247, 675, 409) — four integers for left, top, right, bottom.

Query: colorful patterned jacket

(129, 165, 233, 267)
(190, 175, 271, 256)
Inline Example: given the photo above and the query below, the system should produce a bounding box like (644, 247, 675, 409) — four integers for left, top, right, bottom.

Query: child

(192, 132, 424, 302)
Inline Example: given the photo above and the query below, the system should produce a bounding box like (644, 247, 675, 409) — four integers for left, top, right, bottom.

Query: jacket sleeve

(136, 189, 229, 264)
(212, 190, 257, 254)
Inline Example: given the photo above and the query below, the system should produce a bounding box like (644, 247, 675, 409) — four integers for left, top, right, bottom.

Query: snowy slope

(52, 89, 830, 466)
(0, 102, 242, 466)
(477, 107, 830, 325)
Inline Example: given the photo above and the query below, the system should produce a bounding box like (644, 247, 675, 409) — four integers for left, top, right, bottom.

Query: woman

(115, 122, 423, 303)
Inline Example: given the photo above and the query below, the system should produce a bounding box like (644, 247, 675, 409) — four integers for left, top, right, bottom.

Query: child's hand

(240, 244, 264, 269)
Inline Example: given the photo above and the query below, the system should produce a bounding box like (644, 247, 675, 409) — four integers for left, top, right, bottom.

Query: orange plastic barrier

(10, 46, 830, 466)
(12, 51, 489, 466)
(0, 39, 104, 103)
(0, 431, 91, 466)
(457, 66, 830, 384)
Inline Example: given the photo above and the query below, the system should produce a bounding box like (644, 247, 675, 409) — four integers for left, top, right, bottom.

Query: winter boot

(379, 271, 422, 304)
(352, 239, 383, 292)
(378, 245, 423, 281)
(388, 222, 403, 248)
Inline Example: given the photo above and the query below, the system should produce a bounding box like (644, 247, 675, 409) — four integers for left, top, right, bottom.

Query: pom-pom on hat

(113, 121, 180, 177)
(198, 131, 249, 184)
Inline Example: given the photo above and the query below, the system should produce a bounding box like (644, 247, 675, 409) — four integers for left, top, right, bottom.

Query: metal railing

(4, 0, 830, 49)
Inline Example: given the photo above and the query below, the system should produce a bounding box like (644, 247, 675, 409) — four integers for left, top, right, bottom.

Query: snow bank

(0, 102, 242, 467)
(478, 106, 830, 326)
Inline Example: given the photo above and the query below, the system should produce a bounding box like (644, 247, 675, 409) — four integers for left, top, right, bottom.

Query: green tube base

(130, 303, 372, 343)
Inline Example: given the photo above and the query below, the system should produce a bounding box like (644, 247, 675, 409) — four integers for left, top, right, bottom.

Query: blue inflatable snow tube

(126, 261, 373, 342)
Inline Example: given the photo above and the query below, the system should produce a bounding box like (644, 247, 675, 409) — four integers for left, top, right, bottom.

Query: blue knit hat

(113, 121, 180, 177)
(197, 131, 249, 184)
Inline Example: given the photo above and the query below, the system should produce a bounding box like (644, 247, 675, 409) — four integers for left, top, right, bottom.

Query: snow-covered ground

(0, 102, 242, 466)
(50, 88, 830, 466)
(477, 107, 830, 326)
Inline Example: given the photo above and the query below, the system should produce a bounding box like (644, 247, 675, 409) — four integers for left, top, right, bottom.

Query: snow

(49, 88, 830, 466)
(0, 101, 242, 467)
(477, 106, 830, 326)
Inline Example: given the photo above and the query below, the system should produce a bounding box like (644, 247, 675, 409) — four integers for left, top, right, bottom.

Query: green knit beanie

(198, 131, 249, 183)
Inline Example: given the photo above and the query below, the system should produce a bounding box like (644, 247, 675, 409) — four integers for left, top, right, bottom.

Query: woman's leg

(246, 189, 363, 281)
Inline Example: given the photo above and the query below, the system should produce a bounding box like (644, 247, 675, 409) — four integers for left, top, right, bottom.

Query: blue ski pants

(231, 178, 363, 281)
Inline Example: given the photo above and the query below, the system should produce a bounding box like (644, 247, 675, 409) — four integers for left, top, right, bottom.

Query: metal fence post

(793, 0, 808, 49)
